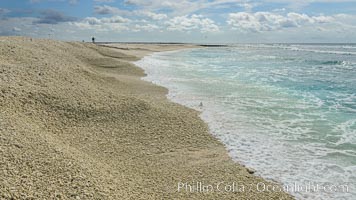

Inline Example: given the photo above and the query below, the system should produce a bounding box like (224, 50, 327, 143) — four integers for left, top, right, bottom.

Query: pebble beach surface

(0, 37, 293, 199)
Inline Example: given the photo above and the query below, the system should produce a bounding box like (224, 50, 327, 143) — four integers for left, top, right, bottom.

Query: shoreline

(110, 44, 295, 199)
(135, 46, 355, 200)
(0, 37, 293, 199)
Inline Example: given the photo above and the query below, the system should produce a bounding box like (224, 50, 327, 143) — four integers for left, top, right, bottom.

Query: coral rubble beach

(0, 37, 293, 199)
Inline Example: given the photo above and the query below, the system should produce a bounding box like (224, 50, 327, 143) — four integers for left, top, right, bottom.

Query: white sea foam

(254, 44, 356, 56)
(134, 46, 356, 200)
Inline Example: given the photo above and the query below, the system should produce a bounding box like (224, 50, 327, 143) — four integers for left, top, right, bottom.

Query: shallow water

(135, 44, 356, 199)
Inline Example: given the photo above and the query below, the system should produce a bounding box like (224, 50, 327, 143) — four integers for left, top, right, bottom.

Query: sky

(1, 0, 356, 43)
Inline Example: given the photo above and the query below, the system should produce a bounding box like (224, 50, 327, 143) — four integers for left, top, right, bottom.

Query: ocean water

(135, 44, 356, 200)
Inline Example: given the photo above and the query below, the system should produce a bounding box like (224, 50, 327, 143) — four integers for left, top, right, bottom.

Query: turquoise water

(135, 44, 356, 199)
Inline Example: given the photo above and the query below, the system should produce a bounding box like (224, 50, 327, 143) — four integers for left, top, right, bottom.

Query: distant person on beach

(92, 37, 95, 43)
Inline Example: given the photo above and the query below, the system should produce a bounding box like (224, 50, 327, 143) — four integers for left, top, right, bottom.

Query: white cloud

(69, 14, 166, 34)
(124, 0, 249, 15)
(94, 5, 167, 21)
(101, 16, 130, 23)
(165, 14, 220, 33)
(94, 5, 131, 15)
(262, 0, 356, 10)
(73, 16, 130, 32)
(123, 0, 200, 15)
(133, 24, 159, 32)
(227, 12, 335, 32)
(137, 11, 167, 20)
(84, 17, 101, 25)
(333, 13, 356, 25)
(83, 16, 130, 24)
(209, 0, 259, 11)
